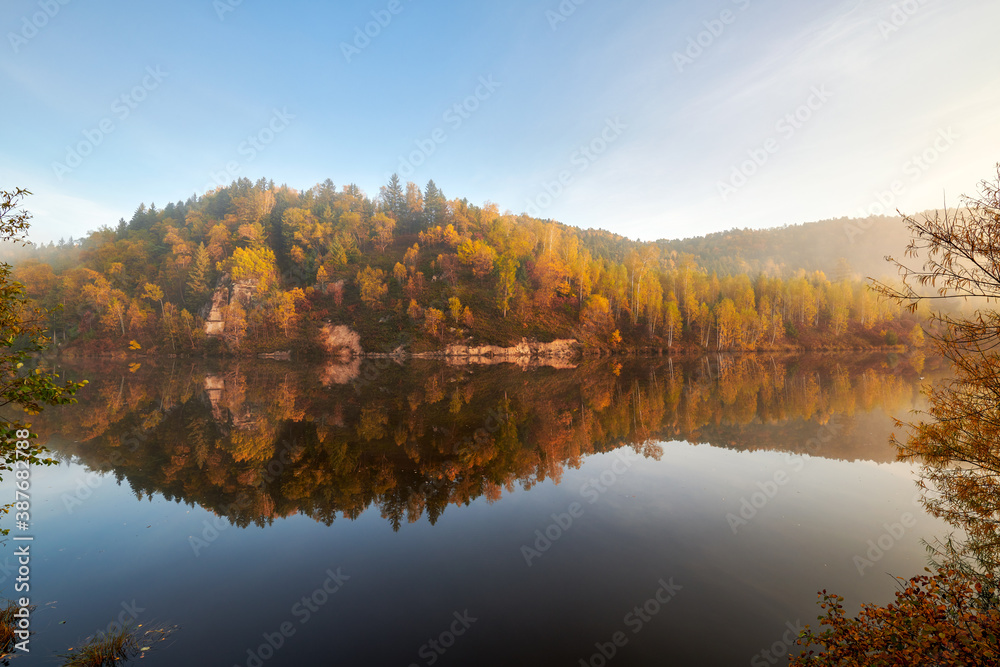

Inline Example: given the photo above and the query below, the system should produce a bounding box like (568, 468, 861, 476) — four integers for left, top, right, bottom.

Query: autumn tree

(495, 254, 518, 318)
(126, 300, 151, 340)
(267, 290, 299, 337)
(407, 299, 423, 321)
(626, 246, 659, 326)
(436, 253, 460, 286)
(714, 298, 738, 350)
(233, 187, 275, 228)
(316, 265, 330, 291)
(531, 253, 568, 309)
(448, 297, 463, 322)
(424, 308, 445, 338)
(791, 569, 1000, 667)
(392, 262, 407, 284)
(827, 281, 852, 336)
(330, 280, 345, 307)
(370, 212, 396, 253)
(789, 167, 1000, 665)
(758, 294, 783, 345)
(457, 239, 497, 278)
(403, 244, 420, 273)
(205, 223, 232, 262)
(640, 273, 663, 335)
(220, 246, 278, 298)
(871, 167, 1000, 573)
(81, 276, 129, 337)
(405, 272, 425, 300)
(142, 282, 165, 316)
(357, 266, 388, 309)
(664, 297, 682, 349)
(161, 302, 180, 352)
(0, 189, 86, 533)
(221, 301, 248, 351)
(581, 295, 614, 336)
(179, 308, 203, 350)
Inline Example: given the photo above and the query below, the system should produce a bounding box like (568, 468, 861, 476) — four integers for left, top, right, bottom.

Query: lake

(5, 352, 955, 666)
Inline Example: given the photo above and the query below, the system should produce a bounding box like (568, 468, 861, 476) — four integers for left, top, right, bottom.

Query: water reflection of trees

(790, 171, 1000, 664)
(897, 351, 1000, 577)
(40, 353, 936, 530)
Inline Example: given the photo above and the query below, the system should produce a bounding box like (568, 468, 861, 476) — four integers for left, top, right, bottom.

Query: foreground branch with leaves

(792, 166, 1000, 664)
(792, 569, 1000, 667)
(0, 188, 86, 534)
(872, 168, 1000, 575)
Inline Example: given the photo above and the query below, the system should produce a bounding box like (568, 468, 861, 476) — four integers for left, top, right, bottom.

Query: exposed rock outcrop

(203, 287, 229, 337)
(412, 338, 582, 367)
(318, 324, 364, 359)
(202, 275, 258, 337)
(441, 338, 580, 359)
(230, 280, 256, 307)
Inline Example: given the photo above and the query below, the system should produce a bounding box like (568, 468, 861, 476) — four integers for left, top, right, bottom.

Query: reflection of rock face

(319, 359, 362, 385)
(319, 324, 364, 359)
(444, 355, 578, 370)
(203, 373, 259, 431)
(204, 374, 226, 421)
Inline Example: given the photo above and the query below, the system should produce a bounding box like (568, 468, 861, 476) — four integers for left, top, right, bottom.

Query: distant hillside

(4, 177, 929, 357)
(655, 214, 928, 281)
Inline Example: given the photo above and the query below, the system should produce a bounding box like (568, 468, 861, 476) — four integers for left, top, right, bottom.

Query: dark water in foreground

(5, 353, 953, 666)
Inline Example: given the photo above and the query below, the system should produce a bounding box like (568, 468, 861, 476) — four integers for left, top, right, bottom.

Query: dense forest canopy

(6, 176, 932, 356)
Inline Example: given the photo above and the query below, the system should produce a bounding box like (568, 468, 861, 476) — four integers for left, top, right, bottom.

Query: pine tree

(424, 180, 446, 228)
(381, 173, 405, 219)
(186, 242, 212, 307)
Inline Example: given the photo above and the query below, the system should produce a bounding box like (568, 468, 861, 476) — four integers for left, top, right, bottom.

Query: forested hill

(656, 215, 917, 280)
(7, 177, 928, 357)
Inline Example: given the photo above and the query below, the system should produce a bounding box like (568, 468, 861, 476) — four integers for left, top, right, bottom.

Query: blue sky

(3, 0, 998, 243)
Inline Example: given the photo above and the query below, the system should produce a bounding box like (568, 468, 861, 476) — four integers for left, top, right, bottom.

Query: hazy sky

(3, 0, 998, 243)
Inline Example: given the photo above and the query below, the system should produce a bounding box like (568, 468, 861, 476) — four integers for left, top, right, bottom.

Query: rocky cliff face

(203, 287, 229, 336)
(318, 324, 364, 359)
(411, 338, 582, 367)
(440, 338, 581, 359)
(230, 280, 256, 307)
(202, 276, 258, 337)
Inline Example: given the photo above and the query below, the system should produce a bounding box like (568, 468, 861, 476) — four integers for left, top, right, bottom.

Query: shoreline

(48, 343, 915, 362)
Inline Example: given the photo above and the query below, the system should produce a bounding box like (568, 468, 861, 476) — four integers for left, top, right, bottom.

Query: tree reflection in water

(38, 353, 934, 532)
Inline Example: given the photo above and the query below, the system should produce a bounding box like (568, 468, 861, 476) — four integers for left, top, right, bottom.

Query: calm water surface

(6, 354, 954, 666)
